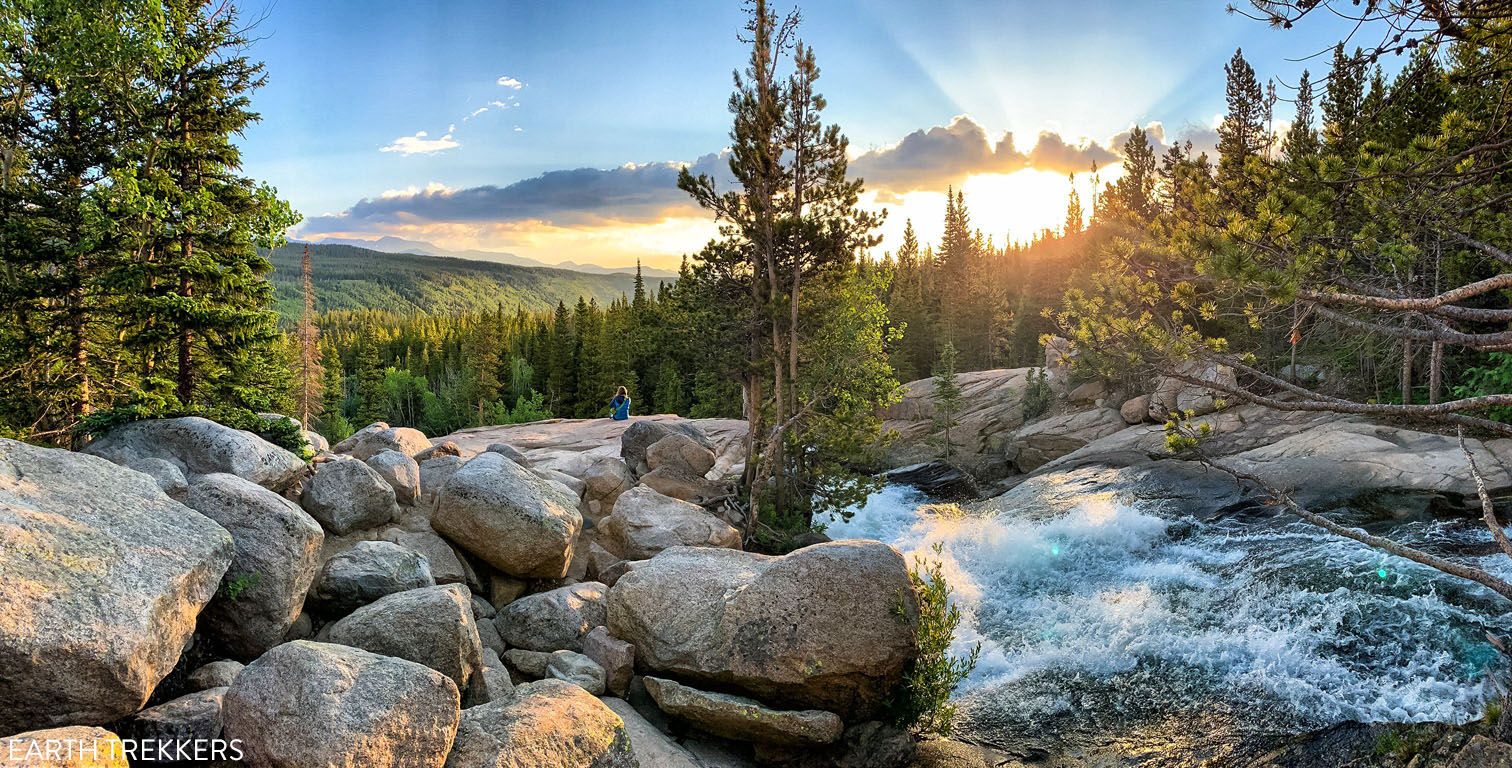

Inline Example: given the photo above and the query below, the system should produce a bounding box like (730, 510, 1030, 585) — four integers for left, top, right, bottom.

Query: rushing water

(823, 477, 1512, 762)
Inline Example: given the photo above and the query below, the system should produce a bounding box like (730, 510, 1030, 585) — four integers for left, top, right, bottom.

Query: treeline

(1057, 23, 1512, 425)
(307, 265, 746, 441)
(0, 3, 296, 443)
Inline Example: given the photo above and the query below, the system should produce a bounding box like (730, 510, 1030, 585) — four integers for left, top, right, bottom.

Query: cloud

(497, 75, 524, 89)
(1023, 131, 1119, 175)
(851, 116, 1026, 193)
(303, 153, 733, 236)
(380, 130, 460, 155)
(466, 107, 488, 120)
(489, 100, 513, 109)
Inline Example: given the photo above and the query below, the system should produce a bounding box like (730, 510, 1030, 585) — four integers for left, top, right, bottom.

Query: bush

(1022, 367, 1053, 421)
(76, 403, 312, 459)
(890, 543, 980, 736)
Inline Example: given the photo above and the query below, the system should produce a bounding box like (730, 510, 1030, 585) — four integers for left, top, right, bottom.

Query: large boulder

(83, 416, 302, 489)
(443, 679, 635, 768)
(495, 582, 607, 652)
(599, 486, 740, 560)
(381, 529, 477, 588)
(607, 541, 918, 719)
(184, 473, 324, 659)
(310, 540, 435, 616)
(881, 461, 980, 501)
(326, 584, 484, 697)
(301, 457, 399, 535)
(0, 727, 128, 767)
(0, 440, 233, 732)
(643, 676, 843, 746)
(368, 449, 422, 506)
(646, 433, 716, 476)
(223, 641, 459, 768)
(582, 456, 635, 524)
(419, 454, 467, 504)
(335, 422, 434, 461)
(620, 420, 713, 477)
(1148, 359, 1236, 419)
(432, 452, 582, 579)
(1005, 407, 1127, 473)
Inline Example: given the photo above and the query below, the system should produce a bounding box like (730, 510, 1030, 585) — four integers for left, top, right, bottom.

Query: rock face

(598, 486, 740, 560)
(0, 726, 128, 767)
(310, 540, 435, 615)
(601, 697, 702, 768)
(607, 541, 919, 719)
(582, 456, 635, 524)
(83, 416, 303, 489)
(368, 449, 422, 505)
(881, 461, 980, 500)
(881, 368, 1035, 480)
(0, 439, 233, 733)
(301, 457, 399, 535)
(432, 452, 582, 579)
(335, 422, 434, 460)
(646, 433, 717, 476)
(496, 582, 607, 652)
(643, 676, 843, 746)
(443, 679, 635, 768)
(184, 473, 324, 659)
(1005, 407, 1127, 473)
(1148, 359, 1236, 419)
(326, 584, 484, 696)
(581, 627, 634, 697)
(222, 641, 460, 768)
(187, 660, 244, 691)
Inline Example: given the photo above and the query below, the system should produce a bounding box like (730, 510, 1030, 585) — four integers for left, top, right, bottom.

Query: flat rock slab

(643, 676, 843, 747)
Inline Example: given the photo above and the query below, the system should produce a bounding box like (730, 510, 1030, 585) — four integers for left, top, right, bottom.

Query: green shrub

(1022, 367, 1053, 421)
(76, 403, 311, 459)
(220, 572, 261, 602)
(890, 543, 980, 736)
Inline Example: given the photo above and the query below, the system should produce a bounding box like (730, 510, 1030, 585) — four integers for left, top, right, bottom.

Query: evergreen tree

(1281, 69, 1320, 161)
(1063, 175, 1084, 235)
(931, 342, 962, 460)
(1217, 48, 1267, 209)
(1321, 45, 1365, 157)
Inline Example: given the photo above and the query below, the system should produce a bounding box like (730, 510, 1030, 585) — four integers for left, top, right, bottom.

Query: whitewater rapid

(824, 481, 1512, 751)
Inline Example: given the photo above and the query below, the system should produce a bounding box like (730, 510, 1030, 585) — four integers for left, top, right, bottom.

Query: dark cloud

(302, 152, 733, 235)
(850, 116, 1027, 193)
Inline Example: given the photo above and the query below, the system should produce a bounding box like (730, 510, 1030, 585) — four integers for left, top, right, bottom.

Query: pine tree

(1281, 69, 1320, 161)
(1063, 174, 1084, 235)
(1103, 126, 1158, 221)
(1322, 45, 1365, 157)
(1217, 48, 1267, 208)
(931, 342, 963, 460)
(292, 244, 324, 426)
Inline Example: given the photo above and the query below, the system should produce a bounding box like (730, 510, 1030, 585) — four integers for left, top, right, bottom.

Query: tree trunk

(1400, 337, 1413, 406)
(1429, 341, 1443, 405)
(176, 252, 193, 403)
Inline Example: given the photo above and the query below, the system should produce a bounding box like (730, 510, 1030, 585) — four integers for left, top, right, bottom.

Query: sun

(868, 166, 1119, 255)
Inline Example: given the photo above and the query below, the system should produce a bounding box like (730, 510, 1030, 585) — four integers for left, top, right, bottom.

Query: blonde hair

(616, 386, 628, 397)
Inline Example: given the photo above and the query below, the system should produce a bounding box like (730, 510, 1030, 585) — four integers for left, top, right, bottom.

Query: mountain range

(265, 243, 665, 320)
(305, 236, 679, 278)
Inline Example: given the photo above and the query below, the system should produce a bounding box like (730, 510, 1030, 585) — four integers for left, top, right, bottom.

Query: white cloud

(379, 181, 454, 199)
(513, 126, 524, 132)
(465, 107, 488, 121)
(489, 100, 513, 109)
(380, 130, 460, 155)
(497, 75, 524, 89)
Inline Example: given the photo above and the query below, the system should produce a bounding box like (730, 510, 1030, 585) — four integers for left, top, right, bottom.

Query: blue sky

(237, 0, 1373, 268)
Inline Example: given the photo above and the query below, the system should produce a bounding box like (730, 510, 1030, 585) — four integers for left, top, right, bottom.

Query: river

(824, 477, 1512, 764)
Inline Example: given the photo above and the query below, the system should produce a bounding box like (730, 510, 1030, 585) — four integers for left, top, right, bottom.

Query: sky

(237, 0, 1372, 270)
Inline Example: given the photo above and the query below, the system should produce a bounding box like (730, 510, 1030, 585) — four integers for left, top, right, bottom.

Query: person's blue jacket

(610, 394, 631, 420)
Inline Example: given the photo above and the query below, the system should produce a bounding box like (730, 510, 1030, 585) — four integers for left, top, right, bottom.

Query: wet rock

(882, 461, 980, 501)
(184, 472, 324, 659)
(222, 641, 459, 768)
(643, 676, 843, 746)
(0, 440, 233, 732)
(432, 452, 582, 579)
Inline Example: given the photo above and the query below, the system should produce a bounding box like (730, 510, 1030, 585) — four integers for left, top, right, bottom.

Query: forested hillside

(266, 243, 644, 319)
